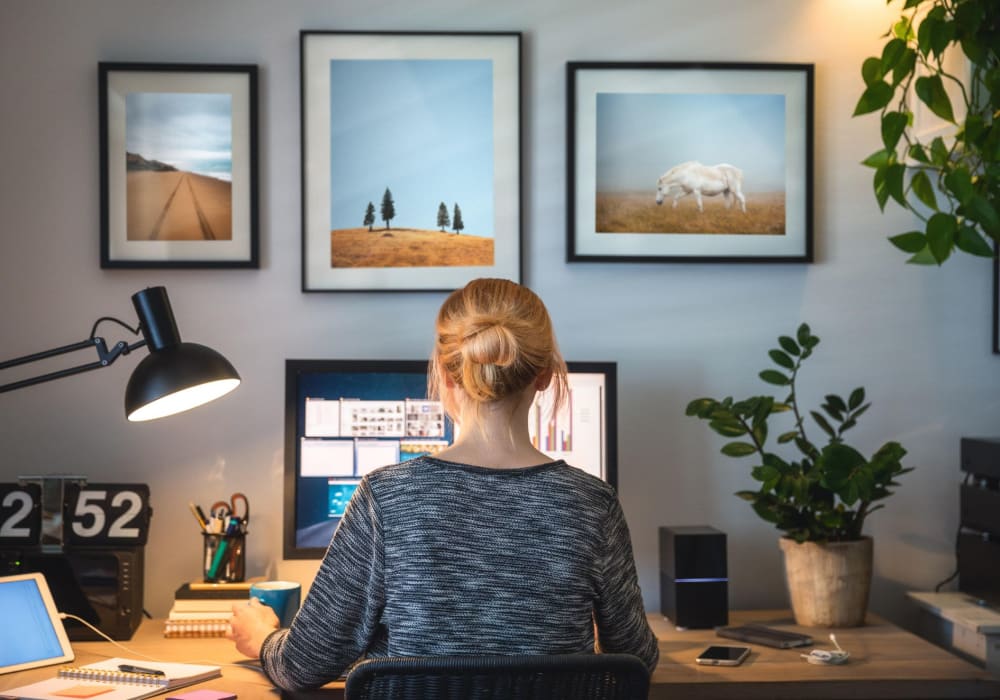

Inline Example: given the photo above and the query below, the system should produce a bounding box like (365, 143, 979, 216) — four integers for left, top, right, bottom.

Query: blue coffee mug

(250, 580, 301, 628)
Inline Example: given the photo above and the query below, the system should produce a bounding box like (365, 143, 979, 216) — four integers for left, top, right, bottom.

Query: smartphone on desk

(696, 645, 751, 666)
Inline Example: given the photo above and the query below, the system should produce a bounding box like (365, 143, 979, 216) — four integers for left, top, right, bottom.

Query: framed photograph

(567, 62, 814, 263)
(99, 63, 258, 268)
(301, 31, 522, 292)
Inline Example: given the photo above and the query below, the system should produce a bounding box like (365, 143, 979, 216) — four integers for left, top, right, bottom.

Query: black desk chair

(344, 653, 650, 700)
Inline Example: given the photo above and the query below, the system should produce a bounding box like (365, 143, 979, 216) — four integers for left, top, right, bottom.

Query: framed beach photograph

(99, 63, 258, 268)
(300, 31, 522, 291)
(567, 62, 814, 263)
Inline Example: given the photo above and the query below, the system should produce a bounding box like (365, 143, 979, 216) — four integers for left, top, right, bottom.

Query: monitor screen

(283, 359, 617, 559)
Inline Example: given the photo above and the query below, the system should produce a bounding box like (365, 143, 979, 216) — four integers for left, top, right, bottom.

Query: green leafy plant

(853, 0, 999, 265)
(686, 324, 912, 543)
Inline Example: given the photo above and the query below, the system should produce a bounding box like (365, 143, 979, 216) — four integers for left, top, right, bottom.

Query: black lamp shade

(125, 342, 240, 422)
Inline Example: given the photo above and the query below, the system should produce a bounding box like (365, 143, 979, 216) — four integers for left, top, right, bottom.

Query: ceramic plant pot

(779, 536, 873, 627)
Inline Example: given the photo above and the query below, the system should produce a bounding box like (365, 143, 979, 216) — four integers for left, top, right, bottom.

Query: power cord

(933, 472, 972, 593)
(59, 612, 263, 672)
(801, 634, 850, 665)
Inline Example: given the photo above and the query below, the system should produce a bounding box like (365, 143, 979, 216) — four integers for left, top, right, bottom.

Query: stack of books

(164, 581, 251, 638)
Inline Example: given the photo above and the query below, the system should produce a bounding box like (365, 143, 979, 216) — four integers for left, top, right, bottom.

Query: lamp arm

(0, 336, 147, 394)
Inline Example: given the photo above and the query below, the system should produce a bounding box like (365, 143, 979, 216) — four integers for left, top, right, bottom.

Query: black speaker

(960, 437, 1000, 480)
(659, 525, 728, 629)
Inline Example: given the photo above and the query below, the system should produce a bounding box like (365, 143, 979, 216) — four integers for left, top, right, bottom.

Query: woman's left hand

(227, 598, 280, 658)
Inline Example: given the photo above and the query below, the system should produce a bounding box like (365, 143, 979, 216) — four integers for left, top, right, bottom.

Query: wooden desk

(0, 620, 333, 699)
(2, 611, 997, 699)
(650, 610, 1000, 699)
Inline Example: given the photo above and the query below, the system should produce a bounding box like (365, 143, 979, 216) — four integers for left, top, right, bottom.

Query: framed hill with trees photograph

(300, 31, 522, 291)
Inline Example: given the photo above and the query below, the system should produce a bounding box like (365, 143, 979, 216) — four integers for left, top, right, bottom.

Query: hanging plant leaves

(880, 38, 909, 72)
(881, 111, 909, 150)
(889, 231, 927, 253)
(926, 212, 957, 263)
(885, 163, 906, 206)
(954, 225, 995, 257)
(914, 74, 956, 123)
(907, 143, 930, 163)
(861, 57, 884, 86)
(929, 137, 950, 166)
(910, 170, 938, 210)
(892, 49, 917, 86)
(873, 167, 891, 210)
(907, 247, 939, 265)
(943, 167, 975, 204)
(965, 195, 1000, 237)
(853, 81, 894, 115)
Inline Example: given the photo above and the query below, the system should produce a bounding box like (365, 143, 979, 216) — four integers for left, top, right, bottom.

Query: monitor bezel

(283, 358, 618, 560)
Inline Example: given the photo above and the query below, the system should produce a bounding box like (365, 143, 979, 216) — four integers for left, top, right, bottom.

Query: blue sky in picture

(126, 92, 233, 181)
(595, 92, 786, 194)
(329, 59, 494, 236)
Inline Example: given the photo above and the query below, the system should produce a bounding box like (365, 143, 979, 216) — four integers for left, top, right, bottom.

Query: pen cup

(202, 532, 246, 583)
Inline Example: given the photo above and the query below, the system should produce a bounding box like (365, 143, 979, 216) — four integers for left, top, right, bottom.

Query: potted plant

(852, 0, 999, 265)
(686, 324, 912, 627)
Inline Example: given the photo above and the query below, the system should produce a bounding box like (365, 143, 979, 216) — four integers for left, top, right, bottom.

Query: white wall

(2, 0, 998, 628)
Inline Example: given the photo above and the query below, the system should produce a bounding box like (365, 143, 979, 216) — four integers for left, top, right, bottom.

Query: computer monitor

(283, 359, 618, 559)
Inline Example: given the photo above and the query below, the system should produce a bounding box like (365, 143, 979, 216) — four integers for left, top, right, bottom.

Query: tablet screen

(0, 573, 74, 674)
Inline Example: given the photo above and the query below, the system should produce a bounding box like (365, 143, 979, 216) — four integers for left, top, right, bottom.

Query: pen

(188, 502, 207, 531)
(195, 504, 210, 528)
(118, 664, 165, 676)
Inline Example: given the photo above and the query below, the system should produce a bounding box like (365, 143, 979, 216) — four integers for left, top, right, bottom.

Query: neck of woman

(435, 388, 555, 469)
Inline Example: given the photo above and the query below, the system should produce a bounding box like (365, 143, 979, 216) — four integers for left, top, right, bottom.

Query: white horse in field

(655, 161, 746, 213)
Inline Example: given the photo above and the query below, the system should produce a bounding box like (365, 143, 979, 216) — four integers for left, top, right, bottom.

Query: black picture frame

(567, 61, 814, 263)
(300, 31, 522, 292)
(99, 62, 259, 269)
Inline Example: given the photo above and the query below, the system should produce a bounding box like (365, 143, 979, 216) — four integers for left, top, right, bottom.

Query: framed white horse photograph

(567, 62, 814, 263)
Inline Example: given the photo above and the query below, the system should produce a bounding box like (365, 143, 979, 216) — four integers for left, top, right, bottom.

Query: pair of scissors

(210, 492, 249, 532)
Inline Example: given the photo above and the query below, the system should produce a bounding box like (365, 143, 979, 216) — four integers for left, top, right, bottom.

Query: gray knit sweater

(260, 456, 659, 690)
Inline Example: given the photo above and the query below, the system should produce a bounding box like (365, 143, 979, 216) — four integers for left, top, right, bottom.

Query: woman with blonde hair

(229, 278, 658, 691)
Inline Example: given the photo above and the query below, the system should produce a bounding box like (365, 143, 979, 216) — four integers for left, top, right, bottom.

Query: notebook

(0, 658, 220, 700)
(0, 573, 75, 674)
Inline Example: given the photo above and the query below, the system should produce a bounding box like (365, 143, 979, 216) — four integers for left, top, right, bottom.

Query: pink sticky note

(166, 691, 237, 700)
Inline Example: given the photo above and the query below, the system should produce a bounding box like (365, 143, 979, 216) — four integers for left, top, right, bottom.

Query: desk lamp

(0, 286, 240, 421)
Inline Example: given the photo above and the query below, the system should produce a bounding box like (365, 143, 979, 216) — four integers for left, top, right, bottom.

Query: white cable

(59, 612, 263, 672)
(800, 635, 850, 666)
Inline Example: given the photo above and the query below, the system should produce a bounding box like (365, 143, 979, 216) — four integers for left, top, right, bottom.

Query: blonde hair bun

(430, 279, 567, 420)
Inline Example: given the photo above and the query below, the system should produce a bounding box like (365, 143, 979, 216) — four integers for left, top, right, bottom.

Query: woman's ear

(534, 368, 553, 391)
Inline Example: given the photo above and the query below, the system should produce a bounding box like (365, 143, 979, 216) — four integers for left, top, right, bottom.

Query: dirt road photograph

(125, 91, 233, 241)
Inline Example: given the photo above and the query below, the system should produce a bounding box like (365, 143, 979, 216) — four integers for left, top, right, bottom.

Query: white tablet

(0, 573, 74, 674)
